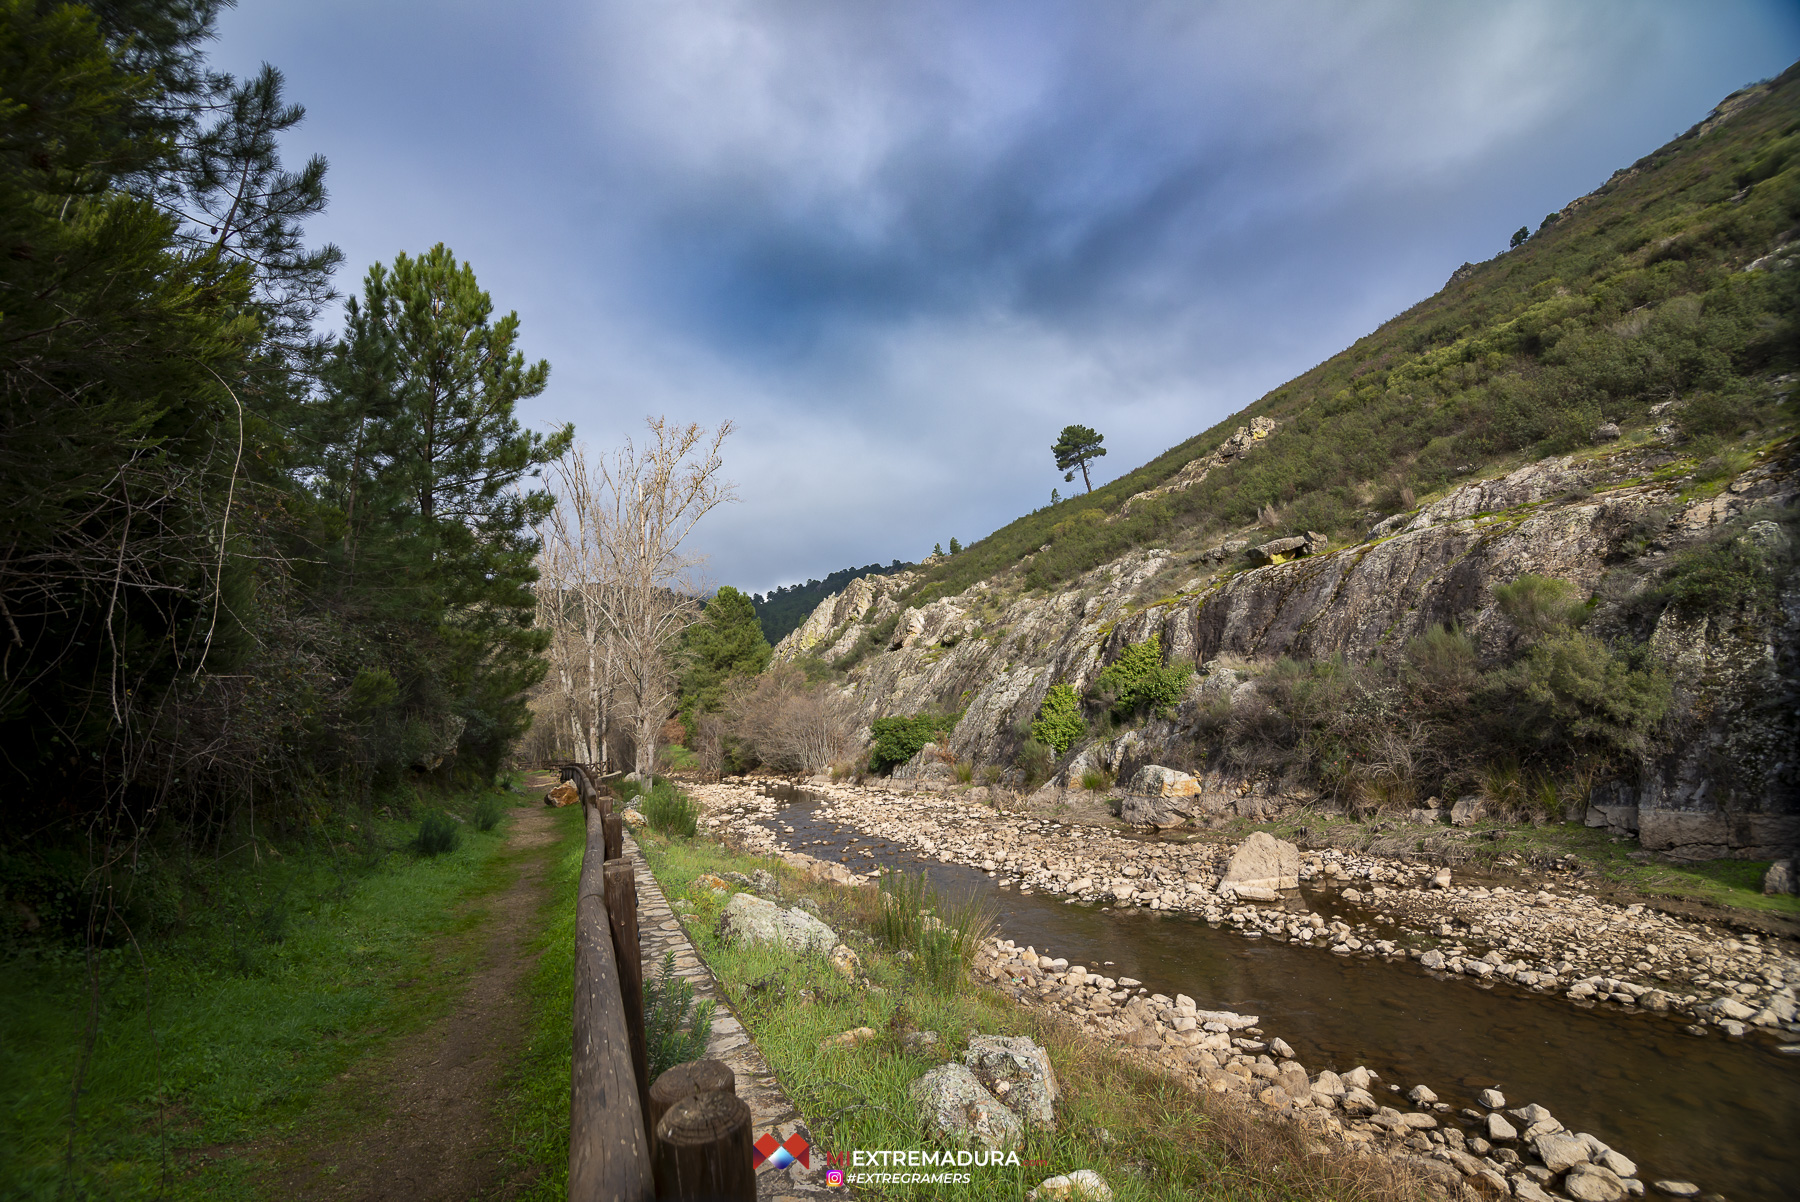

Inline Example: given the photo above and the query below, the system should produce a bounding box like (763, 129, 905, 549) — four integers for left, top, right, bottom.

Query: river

(758, 787, 1800, 1201)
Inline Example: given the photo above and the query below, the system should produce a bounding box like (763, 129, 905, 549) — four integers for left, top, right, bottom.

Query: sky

(210, 0, 1800, 596)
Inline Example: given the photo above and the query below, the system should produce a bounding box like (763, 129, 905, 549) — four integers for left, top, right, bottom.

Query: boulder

(909, 1062, 1024, 1150)
(1486, 1113, 1519, 1141)
(1450, 795, 1484, 827)
(1477, 1088, 1506, 1109)
(718, 893, 838, 955)
(1533, 1132, 1591, 1172)
(1592, 422, 1622, 444)
(1127, 765, 1202, 797)
(1408, 1084, 1437, 1105)
(1765, 859, 1796, 896)
(1597, 1149, 1637, 1178)
(1513, 1182, 1557, 1202)
(965, 1034, 1059, 1128)
(1220, 831, 1300, 892)
(621, 808, 647, 828)
(1564, 1162, 1628, 1202)
(751, 868, 779, 894)
(820, 1026, 878, 1050)
(544, 781, 579, 808)
(1650, 1182, 1698, 1198)
(1252, 535, 1309, 565)
(1026, 1170, 1113, 1202)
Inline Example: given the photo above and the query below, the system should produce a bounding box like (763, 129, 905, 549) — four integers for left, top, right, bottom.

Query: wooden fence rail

(565, 764, 753, 1202)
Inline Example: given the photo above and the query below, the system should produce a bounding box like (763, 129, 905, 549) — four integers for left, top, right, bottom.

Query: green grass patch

(634, 832, 1409, 1202)
(621, 776, 701, 838)
(0, 787, 520, 1200)
(495, 802, 586, 1201)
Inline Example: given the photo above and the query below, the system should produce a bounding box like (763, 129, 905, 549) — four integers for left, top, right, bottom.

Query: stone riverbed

(681, 777, 1800, 1201)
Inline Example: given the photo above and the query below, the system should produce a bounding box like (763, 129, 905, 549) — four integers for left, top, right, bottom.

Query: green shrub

(1493, 574, 1588, 641)
(1645, 537, 1779, 618)
(867, 712, 959, 773)
(862, 870, 993, 992)
(1507, 631, 1672, 760)
(414, 811, 461, 856)
(1079, 769, 1113, 792)
(644, 949, 716, 1078)
(472, 795, 504, 832)
(636, 779, 699, 839)
(953, 761, 974, 784)
(1091, 635, 1194, 720)
(1029, 683, 1086, 753)
(978, 764, 1003, 786)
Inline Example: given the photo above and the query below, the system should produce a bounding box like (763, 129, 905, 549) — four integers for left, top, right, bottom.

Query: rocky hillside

(767, 73, 1800, 862)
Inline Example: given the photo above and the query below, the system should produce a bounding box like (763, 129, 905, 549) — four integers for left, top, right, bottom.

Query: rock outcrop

(772, 440, 1798, 858)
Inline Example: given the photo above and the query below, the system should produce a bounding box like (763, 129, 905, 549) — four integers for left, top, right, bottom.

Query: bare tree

(537, 419, 734, 777)
(537, 451, 619, 768)
(596, 419, 735, 776)
(725, 666, 863, 775)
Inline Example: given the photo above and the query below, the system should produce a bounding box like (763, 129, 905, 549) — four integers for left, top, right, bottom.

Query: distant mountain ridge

(750, 561, 913, 645)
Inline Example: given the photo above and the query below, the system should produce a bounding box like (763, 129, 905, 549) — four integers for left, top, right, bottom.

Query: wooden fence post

(570, 806, 653, 1201)
(604, 812, 624, 862)
(653, 1091, 755, 1202)
(604, 857, 649, 1122)
(647, 1060, 735, 1147)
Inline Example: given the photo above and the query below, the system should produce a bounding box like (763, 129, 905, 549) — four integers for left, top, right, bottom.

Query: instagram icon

(825, 1169, 846, 1187)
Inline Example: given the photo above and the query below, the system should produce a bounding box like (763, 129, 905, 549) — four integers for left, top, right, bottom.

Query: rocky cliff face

(772, 439, 1799, 859)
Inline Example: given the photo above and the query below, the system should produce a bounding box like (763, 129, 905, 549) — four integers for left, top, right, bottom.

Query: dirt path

(273, 791, 563, 1201)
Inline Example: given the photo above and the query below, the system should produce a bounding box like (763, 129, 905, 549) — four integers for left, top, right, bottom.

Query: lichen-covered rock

(1127, 764, 1201, 798)
(908, 1062, 1024, 1150)
(963, 1034, 1059, 1128)
(718, 893, 838, 955)
(544, 781, 578, 808)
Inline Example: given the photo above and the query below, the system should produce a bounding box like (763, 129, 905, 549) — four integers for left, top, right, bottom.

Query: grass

(0, 785, 520, 1200)
(634, 827, 1413, 1202)
(622, 776, 701, 838)
(497, 802, 586, 1201)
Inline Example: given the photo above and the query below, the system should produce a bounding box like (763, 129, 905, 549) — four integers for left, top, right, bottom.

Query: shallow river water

(757, 789, 1800, 1201)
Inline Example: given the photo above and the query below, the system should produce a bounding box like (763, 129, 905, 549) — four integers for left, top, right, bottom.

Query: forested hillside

(751, 560, 911, 644)
(1, 1, 564, 922)
(894, 65, 1800, 609)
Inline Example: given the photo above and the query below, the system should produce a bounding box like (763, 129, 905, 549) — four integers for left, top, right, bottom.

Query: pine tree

(310, 245, 573, 775)
(1052, 424, 1107, 492)
(678, 586, 772, 734)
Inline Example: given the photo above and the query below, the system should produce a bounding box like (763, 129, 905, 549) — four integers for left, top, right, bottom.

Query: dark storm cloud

(212, 0, 1800, 594)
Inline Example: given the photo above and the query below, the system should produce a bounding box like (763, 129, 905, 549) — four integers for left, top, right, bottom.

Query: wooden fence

(563, 764, 754, 1202)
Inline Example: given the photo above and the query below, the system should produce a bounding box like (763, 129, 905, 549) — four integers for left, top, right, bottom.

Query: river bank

(678, 775, 1800, 1201)
(691, 778, 1800, 1040)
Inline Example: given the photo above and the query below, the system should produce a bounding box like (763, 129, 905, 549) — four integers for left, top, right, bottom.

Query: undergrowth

(0, 788, 517, 1199)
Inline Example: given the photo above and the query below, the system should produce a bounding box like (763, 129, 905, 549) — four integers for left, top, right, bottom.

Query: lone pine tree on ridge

(1052, 424, 1107, 492)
